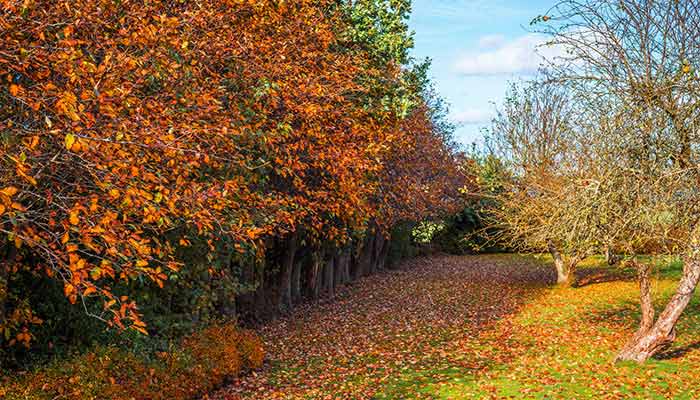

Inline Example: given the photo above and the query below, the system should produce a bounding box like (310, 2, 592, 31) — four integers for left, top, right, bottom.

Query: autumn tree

(485, 81, 585, 284)
(0, 0, 465, 356)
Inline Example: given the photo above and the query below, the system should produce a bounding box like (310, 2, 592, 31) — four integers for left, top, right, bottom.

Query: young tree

(485, 81, 585, 284)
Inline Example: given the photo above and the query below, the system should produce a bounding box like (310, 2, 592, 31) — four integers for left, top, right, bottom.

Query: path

(210, 254, 553, 399)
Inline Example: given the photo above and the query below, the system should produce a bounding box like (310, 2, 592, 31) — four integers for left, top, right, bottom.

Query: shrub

(0, 324, 264, 400)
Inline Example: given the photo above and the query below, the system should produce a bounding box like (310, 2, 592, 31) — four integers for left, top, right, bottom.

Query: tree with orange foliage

(0, 0, 466, 358)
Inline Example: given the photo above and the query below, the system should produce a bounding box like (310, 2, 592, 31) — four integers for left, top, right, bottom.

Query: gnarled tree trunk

(616, 257, 700, 362)
(547, 240, 568, 284)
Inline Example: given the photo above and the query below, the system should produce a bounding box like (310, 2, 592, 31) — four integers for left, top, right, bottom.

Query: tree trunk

(0, 243, 13, 333)
(349, 240, 361, 281)
(547, 241, 568, 284)
(324, 256, 335, 297)
(278, 232, 298, 313)
(355, 233, 374, 279)
(567, 253, 582, 284)
(616, 257, 700, 362)
(308, 250, 323, 299)
(339, 247, 351, 284)
(377, 234, 390, 270)
(333, 252, 345, 288)
(366, 232, 377, 275)
(605, 245, 619, 266)
(291, 258, 302, 303)
(636, 262, 655, 332)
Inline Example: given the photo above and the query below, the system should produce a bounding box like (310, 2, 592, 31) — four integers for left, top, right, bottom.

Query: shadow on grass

(582, 290, 700, 361)
(571, 267, 636, 288)
(656, 341, 700, 360)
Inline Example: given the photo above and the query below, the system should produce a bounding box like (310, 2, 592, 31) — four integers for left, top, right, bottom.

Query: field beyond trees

(211, 255, 700, 400)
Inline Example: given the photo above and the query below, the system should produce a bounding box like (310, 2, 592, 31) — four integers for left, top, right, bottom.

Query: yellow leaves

(64, 133, 84, 152)
(1, 186, 18, 197)
(136, 259, 149, 267)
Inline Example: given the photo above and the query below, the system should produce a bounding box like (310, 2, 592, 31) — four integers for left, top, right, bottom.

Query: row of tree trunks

(237, 227, 391, 321)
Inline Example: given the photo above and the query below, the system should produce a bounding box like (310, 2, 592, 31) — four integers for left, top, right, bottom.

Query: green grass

(217, 254, 700, 400)
(373, 257, 700, 399)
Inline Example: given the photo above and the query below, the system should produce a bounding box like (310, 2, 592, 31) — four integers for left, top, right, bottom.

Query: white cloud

(478, 34, 506, 49)
(452, 108, 494, 125)
(454, 34, 566, 76)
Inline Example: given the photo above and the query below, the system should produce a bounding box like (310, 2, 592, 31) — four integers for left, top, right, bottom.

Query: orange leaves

(69, 209, 79, 225)
(8, 83, 20, 96)
(0, 187, 22, 217)
(64, 283, 77, 304)
(0, 0, 461, 347)
(55, 91, 81, 122)
(0, 186, 18, 200)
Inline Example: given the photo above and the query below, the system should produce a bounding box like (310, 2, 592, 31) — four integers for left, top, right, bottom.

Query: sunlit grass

(375, 256, 700, 399)
(214, 255, 700, 399)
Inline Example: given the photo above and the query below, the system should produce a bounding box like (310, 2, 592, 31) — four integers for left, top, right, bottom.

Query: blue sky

(408, 0, 557, 147)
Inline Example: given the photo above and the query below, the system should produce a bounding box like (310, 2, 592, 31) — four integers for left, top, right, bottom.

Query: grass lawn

(212, 254, 700, 400)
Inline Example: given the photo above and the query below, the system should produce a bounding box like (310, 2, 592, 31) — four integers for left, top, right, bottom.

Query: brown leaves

(212, 255, 551, 399)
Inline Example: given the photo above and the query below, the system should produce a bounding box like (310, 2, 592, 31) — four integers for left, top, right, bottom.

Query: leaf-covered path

(209, 255, 700, 399)
(210, 255, 554, 399)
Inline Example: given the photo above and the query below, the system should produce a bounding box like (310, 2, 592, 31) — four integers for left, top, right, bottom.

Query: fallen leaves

(210, 254, 552, 399)
(211, 255, 700, 399)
